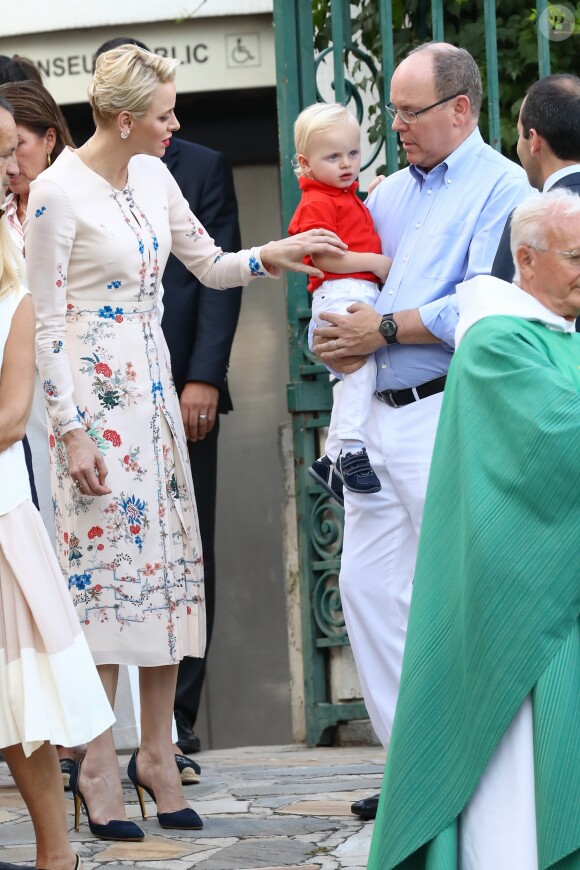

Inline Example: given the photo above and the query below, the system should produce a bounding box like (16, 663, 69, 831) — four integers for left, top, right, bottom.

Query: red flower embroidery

(49, 434, 55, 449)
(56, 280, 62, 287)
(64, 532, 69, 543)
(103, 430, 121, 447)
(67, 303, 74, 310)
(123, 454, 130, 463)
(129, 524, 141, 535)
(97, 543, 104, 551)
(187, 606, 192, 615)
(115, 314, 123, 323)
(88, 526, 103, 539)
(94, 584, 102, 592)
(95, 362, 112, 377)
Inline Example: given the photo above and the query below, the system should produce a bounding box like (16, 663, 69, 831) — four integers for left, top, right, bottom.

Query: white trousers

(460, 695, 538, 869)
(311, 279, 379, 462)
(339, 392, 443, 748)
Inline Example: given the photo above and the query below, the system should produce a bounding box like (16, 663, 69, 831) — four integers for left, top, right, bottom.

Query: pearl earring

(121, 130, 130, 140)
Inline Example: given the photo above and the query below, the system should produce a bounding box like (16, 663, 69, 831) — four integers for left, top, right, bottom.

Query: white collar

(543, 164, 580, 191)
(455, 275, 576, 346)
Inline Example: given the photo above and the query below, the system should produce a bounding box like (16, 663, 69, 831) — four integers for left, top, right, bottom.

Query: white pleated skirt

(0, 499, 115, 757)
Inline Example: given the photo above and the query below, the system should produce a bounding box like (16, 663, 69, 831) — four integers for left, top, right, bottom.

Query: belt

(375, 375, 447, 409)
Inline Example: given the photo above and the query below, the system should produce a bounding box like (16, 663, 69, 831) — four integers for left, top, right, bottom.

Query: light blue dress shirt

(366, 128, 531, 391)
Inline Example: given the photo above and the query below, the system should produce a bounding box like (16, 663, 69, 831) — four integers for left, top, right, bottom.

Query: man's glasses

(531, 246, 580, 268)
(385, 91, 465, 125)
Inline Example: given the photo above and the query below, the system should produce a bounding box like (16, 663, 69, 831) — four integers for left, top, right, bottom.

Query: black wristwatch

(379, 314, 398, 345)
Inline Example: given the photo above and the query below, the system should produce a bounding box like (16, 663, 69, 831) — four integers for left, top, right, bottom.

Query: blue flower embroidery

(107, 280, 122, 290)
(152, 236, 159, 251)
(138, 240, 145, 255)
(249, 255, 266, 277)
(98, 305, 124, 320)
(68, 571, 93, 591)
(35, 206, 46, 218)
(151, 380, 163, 399)
(52, 340, 63, 354)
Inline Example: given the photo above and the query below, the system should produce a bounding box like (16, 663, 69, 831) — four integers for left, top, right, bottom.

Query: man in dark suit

(492, 74, 580, 296)
(161, 137, 242, 755)
(94, 38, 243, 758)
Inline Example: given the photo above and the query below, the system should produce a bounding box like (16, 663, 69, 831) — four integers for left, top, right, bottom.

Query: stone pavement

(0, 744, 385, 869)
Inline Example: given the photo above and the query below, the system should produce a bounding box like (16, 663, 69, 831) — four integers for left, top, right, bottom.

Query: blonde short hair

(293, 102, 360, 177)
(88, 45, 178, 124)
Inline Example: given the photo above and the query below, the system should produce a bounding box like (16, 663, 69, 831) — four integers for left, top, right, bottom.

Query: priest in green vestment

(368, 188, 580, 870)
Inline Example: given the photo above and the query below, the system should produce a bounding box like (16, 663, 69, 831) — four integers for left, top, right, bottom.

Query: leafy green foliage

(312, 0, 580, 160)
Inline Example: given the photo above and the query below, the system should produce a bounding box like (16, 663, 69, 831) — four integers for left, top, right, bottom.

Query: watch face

(380, 316, 397, 339)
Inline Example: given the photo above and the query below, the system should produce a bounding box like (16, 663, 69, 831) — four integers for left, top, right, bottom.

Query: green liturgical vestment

(368, 314, 580, 870)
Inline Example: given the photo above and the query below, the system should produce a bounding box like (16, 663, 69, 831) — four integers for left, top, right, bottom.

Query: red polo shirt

(288, 177, 382, 292)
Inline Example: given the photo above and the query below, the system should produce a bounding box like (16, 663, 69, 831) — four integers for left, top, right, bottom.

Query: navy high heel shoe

(69, 760, 144, 841)
(127, 750, 203, 829)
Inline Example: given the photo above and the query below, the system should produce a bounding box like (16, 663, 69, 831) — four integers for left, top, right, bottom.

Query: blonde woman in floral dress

(24, 45, 344, 840)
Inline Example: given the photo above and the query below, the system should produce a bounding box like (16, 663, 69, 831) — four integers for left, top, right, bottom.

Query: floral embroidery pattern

(35, 206, 46, 218)
(119, 445, 147, 481)
(52, 340, 63, 353)
(79, 353, 140, 413)
(249, 253, 266, 277)
(44, 379, 59, 398)
(107, 280, 122, 289)
(98, 305, 124, 321)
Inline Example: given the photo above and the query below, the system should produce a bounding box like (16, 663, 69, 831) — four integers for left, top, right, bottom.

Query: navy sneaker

(307, 455, 344, 507)
(337, 448, 381, 494)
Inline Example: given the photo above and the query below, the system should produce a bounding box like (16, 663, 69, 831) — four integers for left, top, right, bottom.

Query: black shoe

(175, 710, 201, 754)
(128, 751, 203, 830)
(337, 449, 381, 495)
(175, 753, 201, 785)
(307, 455, 344, 506)
(60, 757, 75, 791)
(70, 760, 144, 841)
(351, 793, 380, 820)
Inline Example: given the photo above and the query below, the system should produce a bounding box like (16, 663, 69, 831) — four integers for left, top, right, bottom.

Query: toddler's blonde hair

(293, 102, 360, 177)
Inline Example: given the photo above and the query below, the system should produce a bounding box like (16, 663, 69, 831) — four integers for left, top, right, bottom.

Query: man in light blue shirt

(314, 42, 530, 821)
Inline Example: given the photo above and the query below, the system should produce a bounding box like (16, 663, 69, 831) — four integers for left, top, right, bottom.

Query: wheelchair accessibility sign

(226, 33, 261, 68)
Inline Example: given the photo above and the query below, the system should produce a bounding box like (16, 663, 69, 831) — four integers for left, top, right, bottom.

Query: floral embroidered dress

(25, 147, 270, 666)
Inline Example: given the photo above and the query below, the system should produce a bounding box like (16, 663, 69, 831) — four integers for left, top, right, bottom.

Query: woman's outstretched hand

(260, 229, 347, 278)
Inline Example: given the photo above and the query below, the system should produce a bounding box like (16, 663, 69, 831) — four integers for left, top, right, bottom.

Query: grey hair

(407, 42, 482, 119)
(510, 188, 580, 280)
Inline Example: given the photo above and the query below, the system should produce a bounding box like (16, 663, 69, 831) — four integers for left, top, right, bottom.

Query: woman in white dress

(24, 45, 344, 840)
(0, 79, 75, 548)
(0, 108, 114, 869)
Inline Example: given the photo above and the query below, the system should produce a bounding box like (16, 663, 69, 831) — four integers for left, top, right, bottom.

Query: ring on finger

(199, 414, 208, 420)
(73, 478, 81, 489)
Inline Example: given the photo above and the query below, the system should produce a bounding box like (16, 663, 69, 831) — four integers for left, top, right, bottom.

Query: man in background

(492, 73, 580, 289)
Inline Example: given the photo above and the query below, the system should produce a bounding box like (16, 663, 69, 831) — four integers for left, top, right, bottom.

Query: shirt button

(388, 290, 394, 295)
(446, 178, 453, 184)
(427, 189, 432, 195)
(402, 256, 409, 262)
(381, 363, 388, 368)
(415, 223, 420, 228)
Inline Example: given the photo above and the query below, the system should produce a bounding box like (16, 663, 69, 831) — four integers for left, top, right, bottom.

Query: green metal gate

(273, 0, 566, 746)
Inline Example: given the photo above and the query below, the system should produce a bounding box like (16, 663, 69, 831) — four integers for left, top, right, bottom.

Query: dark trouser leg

(175, 417, 219, 732)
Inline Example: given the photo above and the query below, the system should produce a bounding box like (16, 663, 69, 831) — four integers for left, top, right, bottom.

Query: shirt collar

(455, 274, 577, 346)
(298, 176, 359, 197)
(543, 164, 580, 191)
(409, 127, 484, 185)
